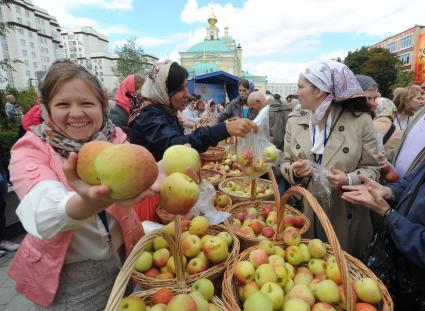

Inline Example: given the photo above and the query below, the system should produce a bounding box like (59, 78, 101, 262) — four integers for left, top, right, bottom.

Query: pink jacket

(8, 129, 144, 307)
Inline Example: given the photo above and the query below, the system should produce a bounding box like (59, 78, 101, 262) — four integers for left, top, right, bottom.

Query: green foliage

(391, 68, 415, 93)
(112, 38, 151, 82)
(344, 47, 402, 98)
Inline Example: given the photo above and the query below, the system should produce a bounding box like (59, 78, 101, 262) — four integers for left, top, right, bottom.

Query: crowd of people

(1, 57, 424, 310)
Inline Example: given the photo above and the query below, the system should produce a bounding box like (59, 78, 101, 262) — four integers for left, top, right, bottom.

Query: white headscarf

(141, 61, 173, 106)
(302, 60, 365, 125)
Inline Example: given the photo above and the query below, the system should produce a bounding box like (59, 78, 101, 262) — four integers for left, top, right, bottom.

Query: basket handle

(280, 186, 355, 311)
(104, 230, 174, 311)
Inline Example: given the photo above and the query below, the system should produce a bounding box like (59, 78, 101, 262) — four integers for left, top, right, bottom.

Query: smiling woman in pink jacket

(8, 60, 160, 310)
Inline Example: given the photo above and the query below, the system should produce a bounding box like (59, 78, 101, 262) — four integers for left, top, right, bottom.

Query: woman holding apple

(8, 61, 162, 310)
(281, 60, 380, 258)
(130, 61, 257, 161)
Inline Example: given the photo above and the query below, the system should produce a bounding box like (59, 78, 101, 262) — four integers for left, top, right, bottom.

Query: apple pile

(236, 146, 279, 179)
(160, 145, 201, 215)
(119, 278, 220, 311)
(234, 237, 384, 311)
(76, 141, 158, 200)
(381, 162, 399, 183)
(201, 153, 243, 177)
(220, 179, 273, 199)
(134, 216, 233, 279)
(229, 207, 305, 239)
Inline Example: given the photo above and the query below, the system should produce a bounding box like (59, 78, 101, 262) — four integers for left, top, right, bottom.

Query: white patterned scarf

(302, 60, 365, 125)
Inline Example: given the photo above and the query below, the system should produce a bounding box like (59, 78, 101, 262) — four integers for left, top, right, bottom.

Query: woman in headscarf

(130, 61, 257, 161)
(200, 100, 219, 125)
(110, 74, 145, 134)
(281, 60, 380, 258)
(218, 78, 256, 122)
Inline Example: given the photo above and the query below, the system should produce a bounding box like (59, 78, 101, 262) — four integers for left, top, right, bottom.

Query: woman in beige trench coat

(281, 60, 381, 258)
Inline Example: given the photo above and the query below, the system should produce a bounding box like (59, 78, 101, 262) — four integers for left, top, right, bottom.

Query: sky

(32, 0, 424, 83)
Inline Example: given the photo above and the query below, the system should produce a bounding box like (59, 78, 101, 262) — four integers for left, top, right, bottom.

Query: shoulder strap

(382, 123, 396, 145)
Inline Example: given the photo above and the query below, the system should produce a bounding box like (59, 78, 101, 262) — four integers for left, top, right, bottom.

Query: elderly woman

(341, 159, 425, 309)
(130, 61, 257, 161)
(281, 60, 380, 258)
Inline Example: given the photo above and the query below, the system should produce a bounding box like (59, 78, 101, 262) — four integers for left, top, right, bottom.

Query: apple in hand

(119, 296, 145, 311)
(162, 144, 200, 175)
(160, 172, 200, 215)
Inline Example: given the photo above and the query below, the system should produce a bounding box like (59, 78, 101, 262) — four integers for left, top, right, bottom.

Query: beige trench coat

(281, 105, 380, 258)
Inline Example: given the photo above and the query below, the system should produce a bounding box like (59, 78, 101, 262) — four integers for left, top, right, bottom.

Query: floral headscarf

(32, 103, 114, 158)
(374, 97, 397, 119)
(141, 61, 174, 111)
(302, 60, 365, 125)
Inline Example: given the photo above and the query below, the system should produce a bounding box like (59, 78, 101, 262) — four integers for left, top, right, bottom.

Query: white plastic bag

(191, 181, 231, 225)
(236, 106, 283, 180)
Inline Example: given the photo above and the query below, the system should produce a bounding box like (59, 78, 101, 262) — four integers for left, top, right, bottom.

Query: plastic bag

(236, 106, 283, 180)
(376, 133, 399, 183)
(191, 181, 231, 225)
(310, 161, 331, 211)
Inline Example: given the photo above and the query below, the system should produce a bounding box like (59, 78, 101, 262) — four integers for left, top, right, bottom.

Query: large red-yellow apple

(77, 141, 112, 185)
(160, 173, 199, 215)
(151, 288, 174, 305)
(202, 236, 229, 263)
(94, 144, 158, 200)
(162, 145, 200, 175)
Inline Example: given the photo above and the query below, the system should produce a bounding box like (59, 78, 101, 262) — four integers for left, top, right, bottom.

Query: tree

(113, 38, 151, 82)
(391, 68, 414, 93)
(0, 0, 22, 81)
(343, 47, 401, 98)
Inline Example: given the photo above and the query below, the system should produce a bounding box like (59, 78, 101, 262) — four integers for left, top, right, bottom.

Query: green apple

(308, 259, 326, 275)
(182, 234, 202, 258)
(315, 280, 340, 304)
(261, 282, 285, 310)
(266, 211, 277, 226)
(162, 145, 200, 175)
(283, 228, 301, 246)
(354, 277, 382, 304)
(242, 281, 260, 301)
(215, 194, 230, 208)
(283, 298, 310, 311)
(234, 260, 256, 285)
(189, 216, 209, 237)
(285, 262, 295, 279)
(274, 245, 286, 258)
(195, 252, 209, 265)
(273, 264, 289, 288)
(166, 294, 197, 311)
(119, 296, 146, 311)
(325, 263, 341, 285)
(208, 303, 221, 311)
(135, 251, 153, 272)
(308, 239, 327, 258)
(312, 302, 336, 310)
(191, 278, 215, 301)
(263, 146, 278, 162)
(258, 239, 275, 255)
(294, 272, 314, 286)
(153, 236, 169, 250)
(298, 243, 311, 262)
(166, 256, 187, 274)
(268, 254, 285, 268)
(202, 236, 229, 263)
(200, 234, 214, 247)
(189, 291, 209, 311)
(243, 291, 273, 311)
(153, 248, 171, 268)
(160, 172, 200, 215)
(186, 258, 208, 275)
(255, 264, 277, 287)
(217, 232, 233, 246)
(285, 246, 304, 266)
(284, 278, 295, 294)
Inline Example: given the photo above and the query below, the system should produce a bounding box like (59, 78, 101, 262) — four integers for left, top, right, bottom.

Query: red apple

(261, 226, 275, 238)
(250, 219, 264, 234)
(355, 302, 378, 311)
(151, 288, 174, 305)
(261, 206, 273, 219)
(144, 267, 160, 278)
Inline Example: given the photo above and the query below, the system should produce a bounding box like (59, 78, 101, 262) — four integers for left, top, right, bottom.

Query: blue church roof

(187, 62, 221, 76)
(187, 39, 233, 53)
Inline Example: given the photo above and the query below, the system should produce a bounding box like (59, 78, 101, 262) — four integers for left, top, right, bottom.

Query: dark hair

(166, 62, 188, 97)
(39, 60, 108, 114)
(273, 94, 281, 100)
(238, 78, 250, 90)
(337, 97, 375, 118)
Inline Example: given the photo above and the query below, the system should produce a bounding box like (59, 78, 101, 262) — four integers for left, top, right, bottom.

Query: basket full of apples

(221, 186, 393, 311)
(223, 170, 310, 250)
(200, 168, 226, 187)
(200, 146, 227, 162)
(131, 215, 240, 289)
(218, 177, 274, 203)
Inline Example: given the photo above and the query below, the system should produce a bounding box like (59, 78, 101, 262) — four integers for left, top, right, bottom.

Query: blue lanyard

(312, 125, 328, 164)
(396, 115, 409, 130)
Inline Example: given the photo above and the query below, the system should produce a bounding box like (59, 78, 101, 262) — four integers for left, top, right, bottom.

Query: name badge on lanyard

(312, 126, 328, 164)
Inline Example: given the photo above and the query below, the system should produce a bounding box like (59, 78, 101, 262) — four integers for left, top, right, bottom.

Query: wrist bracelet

(383, 208, 394, 220)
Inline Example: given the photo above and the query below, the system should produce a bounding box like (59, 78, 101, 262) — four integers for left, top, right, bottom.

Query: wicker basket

(105, 228, 226, 310)
(218, 176, 274, 203)
(223, 170, 310, 249)
(201, 168, 226, 187)
(201, 146, 227, 162)
(131, 217, 240, 290)
(221, 186, 393, 311)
